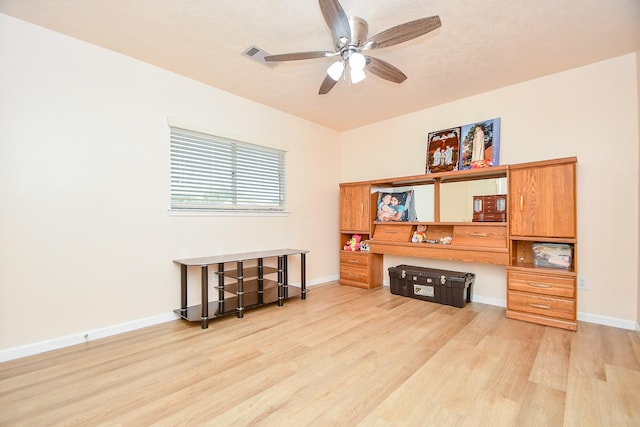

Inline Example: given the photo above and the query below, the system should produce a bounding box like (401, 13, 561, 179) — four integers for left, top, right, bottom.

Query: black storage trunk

(388, 264, 474, 308)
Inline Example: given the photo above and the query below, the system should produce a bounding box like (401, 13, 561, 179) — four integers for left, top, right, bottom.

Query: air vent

(243, 45, 278, 68)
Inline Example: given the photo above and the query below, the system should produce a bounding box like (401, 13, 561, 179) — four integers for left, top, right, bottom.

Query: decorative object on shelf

(460, 118, 501, 170)
(375, 189, 417, 222)
(426, 127, 461, 173)
(439, 236, 453, 244)
(412, 224, 427, 243)
(532, 243, 573, 269)
(344, 234, 362, 251)
(360, 241, 370, 252)
(472, 194, 507, 222)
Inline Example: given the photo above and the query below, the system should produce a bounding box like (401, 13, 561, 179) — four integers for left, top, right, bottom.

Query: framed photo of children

(426, 127, 461, 173)
(375, 190, 417, 222)
(459, 118, 501, 170)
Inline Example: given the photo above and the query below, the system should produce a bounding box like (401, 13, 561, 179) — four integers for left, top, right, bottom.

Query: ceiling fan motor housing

(348, 16, 368, 47)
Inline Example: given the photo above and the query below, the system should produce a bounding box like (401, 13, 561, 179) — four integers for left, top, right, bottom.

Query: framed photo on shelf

(375, 189, 417, 222)
(426, 127, 461, 173)
(459, 118, 501, 170)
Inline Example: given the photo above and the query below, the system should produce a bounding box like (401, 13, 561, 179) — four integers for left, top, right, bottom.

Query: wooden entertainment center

(339, 157, 578, 330)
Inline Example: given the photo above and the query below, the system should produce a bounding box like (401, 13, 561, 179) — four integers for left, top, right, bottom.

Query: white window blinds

(170, 126, 286, 211)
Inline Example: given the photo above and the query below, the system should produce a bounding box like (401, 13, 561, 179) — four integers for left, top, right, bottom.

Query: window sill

(168, 209, 290, 217)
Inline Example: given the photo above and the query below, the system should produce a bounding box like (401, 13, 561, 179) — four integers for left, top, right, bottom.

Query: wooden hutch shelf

(339, 157, 578, 330)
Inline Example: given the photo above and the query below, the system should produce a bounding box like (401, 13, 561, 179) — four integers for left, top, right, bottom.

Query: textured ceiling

(1, 0, 639, 131)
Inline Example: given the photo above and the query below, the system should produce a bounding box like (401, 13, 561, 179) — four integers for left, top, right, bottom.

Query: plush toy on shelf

(439, 235, 453, 245)
(344, 234, 362, 251)
(412, 224, 427, 243)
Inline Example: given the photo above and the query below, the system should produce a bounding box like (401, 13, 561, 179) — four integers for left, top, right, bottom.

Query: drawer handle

(528, 282, 552, 289)
(348, 260, 358, 263)
(519, 194, 524, 212)
(528, 303, 550, 310)
(469, 233, 488, 237)
(385, 230, 398, 234)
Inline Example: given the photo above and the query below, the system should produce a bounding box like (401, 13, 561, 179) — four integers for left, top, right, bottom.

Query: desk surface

(174, 248, 309, 266)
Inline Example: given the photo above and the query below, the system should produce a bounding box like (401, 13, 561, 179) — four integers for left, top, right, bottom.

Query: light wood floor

(1, 282, 639, 426)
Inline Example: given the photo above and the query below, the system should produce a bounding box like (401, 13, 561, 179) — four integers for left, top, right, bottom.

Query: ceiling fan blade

(319, 74, 340, 95)
(366, 56, 407, 83)
(364, 16, 441, 49)
(264, 51, 335, 62)
(319, 0, 351, 41)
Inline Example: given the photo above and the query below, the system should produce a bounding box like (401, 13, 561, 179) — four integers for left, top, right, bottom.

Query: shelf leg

(201, 265, 209, 329)
(180, 264, 187, 318)
(258, 258, 264, 305)
(236, 261, 244, 318)
(301, 252, 307, 300)
(277, 256, 284, 307)
(283, 255, 289, 299)
(217, 262, 225, 316)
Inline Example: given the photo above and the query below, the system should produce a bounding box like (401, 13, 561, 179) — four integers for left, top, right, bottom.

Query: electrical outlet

(578, 277, 588, 290)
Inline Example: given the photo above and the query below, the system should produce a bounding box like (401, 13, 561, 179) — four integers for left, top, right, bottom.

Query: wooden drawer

(339, 264, 369, 285)
(507, 271, 575, 298)
(507, 290, 576, 321)
(452, 225, 507, 248)
(372, 224, 413, 242)
(340, 252, 369, 268)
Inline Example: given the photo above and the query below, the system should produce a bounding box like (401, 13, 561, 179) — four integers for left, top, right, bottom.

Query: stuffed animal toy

(412, 224, 427, 243)
(344, 234, 362, 251)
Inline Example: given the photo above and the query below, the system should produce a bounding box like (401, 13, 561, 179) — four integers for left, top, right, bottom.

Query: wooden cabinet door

(509, 161, 576, 238)
(339, 184, 370, 232)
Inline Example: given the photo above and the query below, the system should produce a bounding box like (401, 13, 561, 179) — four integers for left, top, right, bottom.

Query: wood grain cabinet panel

(509, 161, 576, 238)
(452, 225, 507, 248)
(507, 270, 575, 298)
(507, 157, 578, 331)
(339, 184, 371, 232)
(372, 224, 413, 242)
(507, 290, 576, 321)
(339, 251, 382, 289)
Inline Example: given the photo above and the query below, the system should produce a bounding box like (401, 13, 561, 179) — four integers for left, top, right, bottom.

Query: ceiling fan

(264, 0, 441, 95)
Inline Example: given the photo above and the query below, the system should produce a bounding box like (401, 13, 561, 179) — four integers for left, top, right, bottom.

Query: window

(170, 126, 286, 212)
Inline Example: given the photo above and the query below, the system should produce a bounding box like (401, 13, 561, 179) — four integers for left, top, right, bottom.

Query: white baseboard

(468, 294, 638, 331)
(307, 274, 340, 286)
(576, 311, 639, 331)
(0, 312, 179, 363)
(470, 295, 506, 307)
(2, 280, 636, 362)
(382, 283, 638, 331)
(0, 277, 339, 363)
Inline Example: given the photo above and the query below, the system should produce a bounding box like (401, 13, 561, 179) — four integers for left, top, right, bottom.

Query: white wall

(0, 14, 340, 352)
(637, 51, 640, 327)
(340, 53, 640, 328)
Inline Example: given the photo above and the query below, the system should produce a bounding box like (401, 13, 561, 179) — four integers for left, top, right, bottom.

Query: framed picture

(375, 190, 416, 222)
(426, 127, 461, 173)
(459, 118, 501, 170)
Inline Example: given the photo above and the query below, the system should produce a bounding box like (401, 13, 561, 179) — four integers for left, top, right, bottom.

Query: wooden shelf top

(342, 165, 508, 187)
(373, 221, 508, 227)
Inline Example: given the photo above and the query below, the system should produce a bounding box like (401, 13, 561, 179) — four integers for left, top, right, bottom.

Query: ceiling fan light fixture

(349, 52, 366, 71)
(327, 60, 345, 81)
(350, 67, 366, 84)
